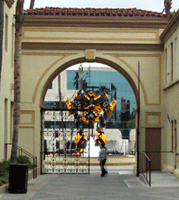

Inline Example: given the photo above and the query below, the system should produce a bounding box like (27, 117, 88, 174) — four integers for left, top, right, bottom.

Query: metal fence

(5, 143, 37, 179)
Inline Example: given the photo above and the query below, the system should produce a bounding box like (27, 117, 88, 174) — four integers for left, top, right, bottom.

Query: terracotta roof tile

(24, 7, 167, 18)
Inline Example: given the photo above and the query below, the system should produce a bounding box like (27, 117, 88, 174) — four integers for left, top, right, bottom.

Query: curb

(0, 184, 8, 194)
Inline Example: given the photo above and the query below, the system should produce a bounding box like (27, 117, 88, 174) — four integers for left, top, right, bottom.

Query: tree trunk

(11, 0, 24, 164)
(0, 0, 4, 82)
(30, 0, 35, 9)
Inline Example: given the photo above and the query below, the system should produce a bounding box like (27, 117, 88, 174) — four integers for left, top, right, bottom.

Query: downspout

(0, 0, 4, 82)
(137, 61, 140, 177)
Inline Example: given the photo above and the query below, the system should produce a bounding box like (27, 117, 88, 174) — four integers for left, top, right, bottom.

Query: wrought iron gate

(41, 108, 90, 174)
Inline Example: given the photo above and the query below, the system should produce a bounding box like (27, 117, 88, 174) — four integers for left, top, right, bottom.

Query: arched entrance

(20, 7, 165, 176)
(40, 61, 138, 174)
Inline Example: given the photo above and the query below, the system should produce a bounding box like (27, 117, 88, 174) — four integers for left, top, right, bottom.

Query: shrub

(0, 155, 36, 186)
(0, 155, 35, 178)
(17, 155, 35, 169)
(0, 160, 11, 178)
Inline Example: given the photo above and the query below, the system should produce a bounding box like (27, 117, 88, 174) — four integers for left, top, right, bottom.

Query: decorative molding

(85, 49, 96, 60)
(24, 15, 168, 29)
(22, 27, 159, 42)
(22, 43, 164, 51)
(145, 112, 161, 126)
(20, 110, 35, 125)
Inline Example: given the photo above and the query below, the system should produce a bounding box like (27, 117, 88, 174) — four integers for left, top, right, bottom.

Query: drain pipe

(137, 61, 140, 177)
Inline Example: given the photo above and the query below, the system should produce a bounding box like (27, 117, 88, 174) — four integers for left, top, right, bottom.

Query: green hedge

(0, 160, 11, 178)
(0, 155, 36, 186)
(17, 155, 36, 169)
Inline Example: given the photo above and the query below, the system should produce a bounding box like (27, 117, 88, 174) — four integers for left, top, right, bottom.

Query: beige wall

(0, 1, 16, 160)
(159, 10, 179, 176)
(20, 27, 164, 168)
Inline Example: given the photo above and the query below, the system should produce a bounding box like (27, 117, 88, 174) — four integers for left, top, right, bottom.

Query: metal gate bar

(41, 108, 90, 174)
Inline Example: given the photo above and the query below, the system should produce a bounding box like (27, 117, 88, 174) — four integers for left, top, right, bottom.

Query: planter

(8, 164, 29, 193)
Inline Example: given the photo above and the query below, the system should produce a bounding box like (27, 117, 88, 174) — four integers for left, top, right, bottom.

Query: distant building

(45, 67, 136, 138)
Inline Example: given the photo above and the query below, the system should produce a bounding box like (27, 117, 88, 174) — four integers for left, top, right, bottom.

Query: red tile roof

(24, 7, 167, 18)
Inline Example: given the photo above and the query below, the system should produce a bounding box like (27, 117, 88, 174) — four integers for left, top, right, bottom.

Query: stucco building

(0, 0, 16, 160)
(1, 2, 179, 179)
(160, 10, 179, 175)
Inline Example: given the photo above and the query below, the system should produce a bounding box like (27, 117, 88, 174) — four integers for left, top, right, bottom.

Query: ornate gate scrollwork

(41, 110, 90, 174)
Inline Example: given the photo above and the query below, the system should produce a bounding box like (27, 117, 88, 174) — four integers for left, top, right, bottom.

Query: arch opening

(41, 60, 137, 174)
(40, 58, 139, 107)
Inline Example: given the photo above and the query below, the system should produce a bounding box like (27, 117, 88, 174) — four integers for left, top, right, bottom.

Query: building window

(165, 48, 168, 85)
(5, 14, 8, 51)
(174, 120, 177, 154)
(4, 99, 8, 159)
(171, 42, 174, 81)
(171, 120, 174, 151)
(171, 119, 177, 154)
(11, 23, 15, 68)
(175, 37, 178, 79)
(10, 102, 14, 142)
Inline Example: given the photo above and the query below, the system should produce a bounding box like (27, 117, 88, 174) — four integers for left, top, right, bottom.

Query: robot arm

(106, 99, 117, 117)
(65, 98, 73, 116)
(96, 131, 107, 146)
(74, 131, 86, 155)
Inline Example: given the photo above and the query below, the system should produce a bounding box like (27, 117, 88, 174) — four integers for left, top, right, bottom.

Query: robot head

(88, 91, 95, 97)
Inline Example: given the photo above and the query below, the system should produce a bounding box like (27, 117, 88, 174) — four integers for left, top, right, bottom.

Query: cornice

(5, 0, 15, 8)
(160, 9, 179, 41)
(22, 42, 164, 51)
(24, 15, 168, 29)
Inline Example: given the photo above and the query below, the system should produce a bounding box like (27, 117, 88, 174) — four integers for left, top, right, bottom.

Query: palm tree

(74, 72, 79, 90)
(30, 0, 35, 9)
(10, 0, 24, 164)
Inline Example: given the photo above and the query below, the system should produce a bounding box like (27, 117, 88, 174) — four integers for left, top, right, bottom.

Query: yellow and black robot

(74, 128, 86, 155)
(66, 89, 117, 129)
(95, 129, 107, 147)
(65, 79, 117, 154)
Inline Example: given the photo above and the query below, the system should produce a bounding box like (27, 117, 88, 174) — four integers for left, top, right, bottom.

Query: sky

(24, 0, 179, 12)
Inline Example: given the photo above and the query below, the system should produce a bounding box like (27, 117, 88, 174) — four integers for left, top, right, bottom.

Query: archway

(39, 58, 139, 107)
(40, 60, 139, 174)
(19, 6, 165, 178)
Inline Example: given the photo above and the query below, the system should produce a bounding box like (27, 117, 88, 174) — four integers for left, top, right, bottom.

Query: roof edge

(23, 15, 168, 29)
(24, 7, 167, 18)
(160, 9, 179, 40)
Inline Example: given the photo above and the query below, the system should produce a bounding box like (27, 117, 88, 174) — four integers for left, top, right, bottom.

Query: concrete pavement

(1, 166, 179, 200)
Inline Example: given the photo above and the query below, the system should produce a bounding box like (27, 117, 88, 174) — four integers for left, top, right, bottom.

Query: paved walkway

(1, 166, 179, 200)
